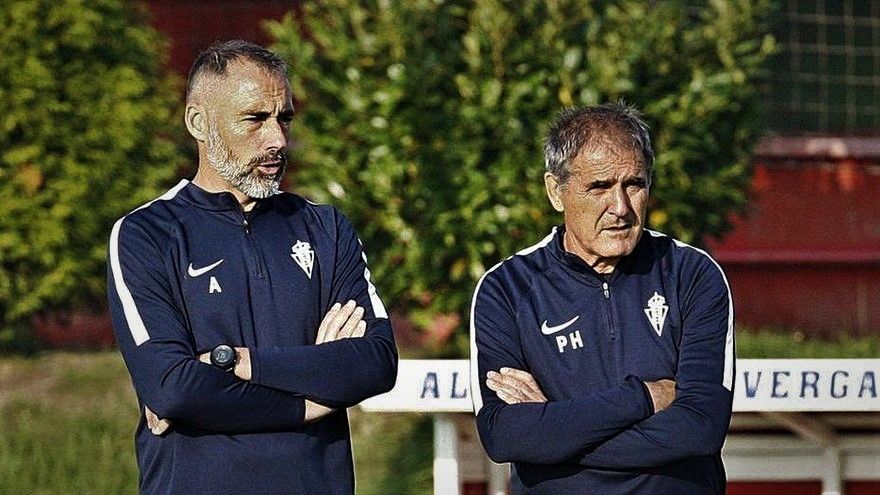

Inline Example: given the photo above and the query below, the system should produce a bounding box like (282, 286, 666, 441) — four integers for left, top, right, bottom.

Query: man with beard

(108, 40, 397, 494)
(470, 103, 734, 494)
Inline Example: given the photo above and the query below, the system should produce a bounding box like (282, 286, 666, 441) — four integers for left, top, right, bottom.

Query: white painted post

(433, 414, 460, 495)
(487, 460, 509, 495)
(821, 446, 843, 495)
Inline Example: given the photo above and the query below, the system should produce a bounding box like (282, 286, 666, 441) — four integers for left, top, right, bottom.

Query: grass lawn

(0, 351, 432, 495)
(0, 331, 876, 493)
(0, 352, 139, 494)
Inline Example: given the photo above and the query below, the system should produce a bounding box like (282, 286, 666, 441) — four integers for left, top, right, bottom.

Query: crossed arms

(145, 301, 371, 434)
(470, 261, 733, 468)
(108, 214, 397, 435)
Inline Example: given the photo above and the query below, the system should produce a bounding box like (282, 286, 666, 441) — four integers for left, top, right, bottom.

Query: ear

(544, 172, 565, 212)
(185, 104, 207, 142)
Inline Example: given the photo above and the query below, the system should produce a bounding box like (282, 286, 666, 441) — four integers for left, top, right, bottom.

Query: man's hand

(304, 400, 334, 422)
(301, 300, 369, 421)
(145, 406, 171, 436)
(486, 367, 548, 404)
(316, 300, 367, 344)
(644, 379, 676, 412)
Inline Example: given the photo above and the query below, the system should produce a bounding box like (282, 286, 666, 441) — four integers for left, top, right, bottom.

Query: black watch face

(211, 345, 235, 370)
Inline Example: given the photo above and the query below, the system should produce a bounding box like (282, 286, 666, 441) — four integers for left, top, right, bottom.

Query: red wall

(466, 480, 880, 494)
(727, 481, 880, 495)
(721, 482, 820, 495)
(709, 140, 880, 337)
(144, 0, 298, 75)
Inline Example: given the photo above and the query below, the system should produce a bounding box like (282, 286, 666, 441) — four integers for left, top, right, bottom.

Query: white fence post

(434, 413, 460, 495)
(821, 446, 843, 495)
(487, 459, 509, 495)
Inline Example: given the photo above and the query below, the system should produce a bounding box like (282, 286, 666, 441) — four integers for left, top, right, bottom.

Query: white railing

(360, 359, 880, 495)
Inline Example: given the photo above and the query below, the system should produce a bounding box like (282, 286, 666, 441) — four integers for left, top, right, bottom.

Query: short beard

(205, 123, 287, 199)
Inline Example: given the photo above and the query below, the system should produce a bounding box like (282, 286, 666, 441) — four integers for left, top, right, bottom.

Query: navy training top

(470, 226, 734, 494)
(108, 179, 397, 494)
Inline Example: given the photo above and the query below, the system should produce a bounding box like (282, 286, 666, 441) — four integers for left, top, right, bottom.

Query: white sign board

(732, 359, 878, 411)
(361, 360, 473, 412)
(360, 359, 879, 413)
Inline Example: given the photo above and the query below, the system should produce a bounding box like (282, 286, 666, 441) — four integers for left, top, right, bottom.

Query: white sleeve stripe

(108, 180, 188, 346)
(652, 231, 735, 391)
(469, 270, 494, 414)
(360, 250, 388, 319)
(109, 217, 150, 346)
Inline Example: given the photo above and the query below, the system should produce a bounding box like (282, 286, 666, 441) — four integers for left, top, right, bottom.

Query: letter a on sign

(420, 372, 439, 399)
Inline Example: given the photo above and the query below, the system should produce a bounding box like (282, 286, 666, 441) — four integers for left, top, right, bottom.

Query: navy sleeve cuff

(249, 347, 263, 384)
(627, 375, 655, 415)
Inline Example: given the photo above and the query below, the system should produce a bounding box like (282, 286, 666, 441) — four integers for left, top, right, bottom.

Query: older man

(470, 103, 734, 494)
(108, 40, 397, 494)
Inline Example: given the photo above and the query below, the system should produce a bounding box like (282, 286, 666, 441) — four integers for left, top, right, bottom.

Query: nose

(607, 184, 633, 219)
(263, 118, 288, 154)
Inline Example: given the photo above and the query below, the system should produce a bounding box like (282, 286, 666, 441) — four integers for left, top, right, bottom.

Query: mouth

(256, 161, 283, 176)
(601, 224, 636, 236)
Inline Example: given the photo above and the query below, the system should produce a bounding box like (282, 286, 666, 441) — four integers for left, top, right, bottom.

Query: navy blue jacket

(470, 227, 734, 494)
(108, 180, 397, 494)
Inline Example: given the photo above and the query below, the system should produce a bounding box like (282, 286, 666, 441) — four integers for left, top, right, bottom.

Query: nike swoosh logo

(187, 259, 224, 277)
(540, 315, 580, 335)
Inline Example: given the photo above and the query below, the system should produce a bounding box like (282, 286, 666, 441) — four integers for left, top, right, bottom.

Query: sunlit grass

(0, 351, 431, 495)
(0, 353, 138, 494)
(737, 328, 880, 358)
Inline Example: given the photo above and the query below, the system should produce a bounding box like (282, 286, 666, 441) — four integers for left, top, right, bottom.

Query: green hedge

(269, 0, 775, 347)
(0, 0, 185, 348)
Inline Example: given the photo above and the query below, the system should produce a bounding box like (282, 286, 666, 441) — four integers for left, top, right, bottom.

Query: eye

(585, 180, 613, 192)
(244, 112, 271, 123)
(625, 178, 647, 191)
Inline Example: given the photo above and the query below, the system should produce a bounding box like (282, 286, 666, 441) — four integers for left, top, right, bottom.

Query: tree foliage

(268, 0, 774, 346)
(0, 0, 184, 346)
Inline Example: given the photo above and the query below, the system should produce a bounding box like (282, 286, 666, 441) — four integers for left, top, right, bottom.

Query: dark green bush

(269, 0, 775, 348)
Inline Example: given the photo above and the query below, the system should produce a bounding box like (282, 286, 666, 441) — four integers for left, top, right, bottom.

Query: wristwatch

(210, 344, 236, 371)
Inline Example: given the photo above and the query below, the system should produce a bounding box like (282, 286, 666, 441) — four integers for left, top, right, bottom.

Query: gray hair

(186, 39, 288, 101)
(544, 102, 655, 186)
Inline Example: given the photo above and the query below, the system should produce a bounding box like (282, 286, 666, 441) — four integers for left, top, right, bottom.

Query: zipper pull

(243, 218, 251, 234)
(602, 282, 610, 298)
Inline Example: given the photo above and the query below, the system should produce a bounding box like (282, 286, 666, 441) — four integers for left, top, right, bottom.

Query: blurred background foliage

(0, 0, 184, 350)
(268, 0, 775, 351)
(0, 0, 775, 352)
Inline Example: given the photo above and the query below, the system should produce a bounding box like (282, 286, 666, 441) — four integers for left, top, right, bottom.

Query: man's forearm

(249, 321, 398, 407)
(576, 382, 733, 468)
(476, 375, 653, 464)
(133, 354, 307, 432)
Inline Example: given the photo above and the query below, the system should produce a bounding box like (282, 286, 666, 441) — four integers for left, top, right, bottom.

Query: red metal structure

(708, 138, 880, 337)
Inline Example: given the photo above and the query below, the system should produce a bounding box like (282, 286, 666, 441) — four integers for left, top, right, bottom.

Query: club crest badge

(643, 291, 669, 337)
(290, 241, 315, 279)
